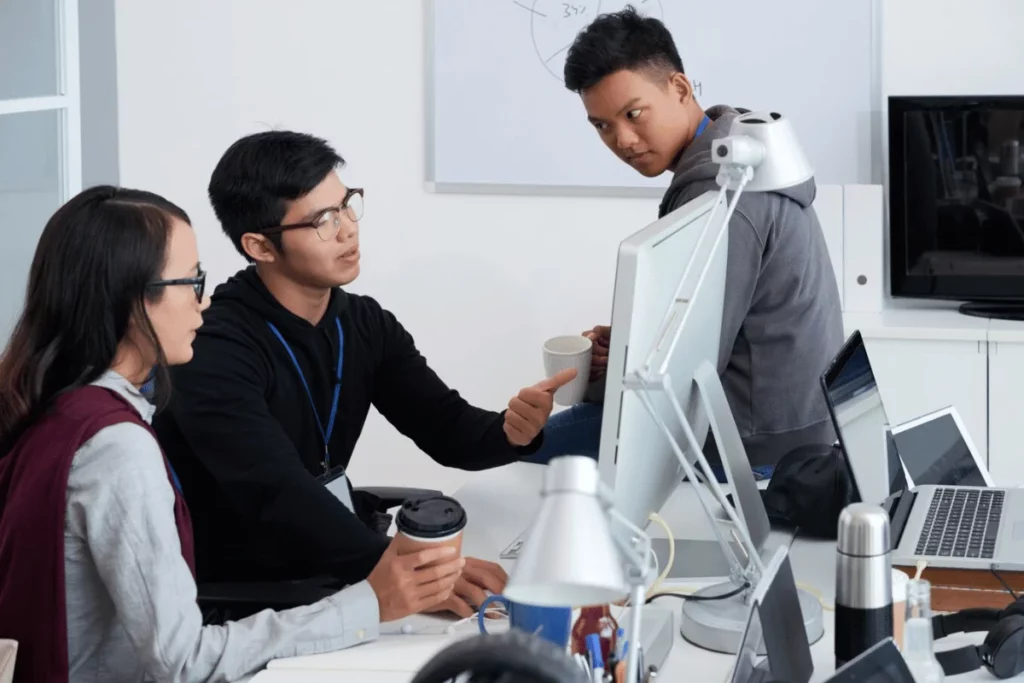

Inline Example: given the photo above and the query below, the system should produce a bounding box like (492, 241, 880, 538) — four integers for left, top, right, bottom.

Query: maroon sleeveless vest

(0, 385, 194, 683)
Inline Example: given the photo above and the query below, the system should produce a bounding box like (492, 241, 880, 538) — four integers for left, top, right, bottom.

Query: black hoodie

(155, 266, 538, 586)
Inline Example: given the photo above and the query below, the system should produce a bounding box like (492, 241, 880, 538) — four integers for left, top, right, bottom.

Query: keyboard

(915, 488, 1003, 559)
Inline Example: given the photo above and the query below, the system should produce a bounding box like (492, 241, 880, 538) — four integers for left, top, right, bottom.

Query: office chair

(412, 631, 588, 683)
(196, 485, 441, 623)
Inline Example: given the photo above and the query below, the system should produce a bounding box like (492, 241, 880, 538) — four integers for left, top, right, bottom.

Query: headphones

(932, 603, 1024, 679)
(411, 630, 588, 683)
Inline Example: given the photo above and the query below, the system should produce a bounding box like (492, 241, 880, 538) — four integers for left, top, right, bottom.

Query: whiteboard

(426, 0, 879, 196)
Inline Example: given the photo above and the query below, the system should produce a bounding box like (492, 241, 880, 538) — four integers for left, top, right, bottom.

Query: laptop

(892, 406, 992, 488)
(822, 330, 1024, 570)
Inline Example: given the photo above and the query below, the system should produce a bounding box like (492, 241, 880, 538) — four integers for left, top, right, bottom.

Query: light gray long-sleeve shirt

(65, 371, 380, 682)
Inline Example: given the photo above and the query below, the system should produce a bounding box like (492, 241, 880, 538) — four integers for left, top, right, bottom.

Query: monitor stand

(675, 361, 825, 654)
(959, 301, 1024, 321)
(680, 584, 824, 654)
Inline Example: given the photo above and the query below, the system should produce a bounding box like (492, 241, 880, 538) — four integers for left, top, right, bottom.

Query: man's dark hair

(563, 5, 684, 93)
(208, 130, 344, 260)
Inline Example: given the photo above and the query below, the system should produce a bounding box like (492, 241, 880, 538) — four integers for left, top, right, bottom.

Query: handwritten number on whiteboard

(562, 4, 586, 18)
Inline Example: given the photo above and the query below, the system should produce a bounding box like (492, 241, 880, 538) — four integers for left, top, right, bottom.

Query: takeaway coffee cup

(393, 496, 468, 565)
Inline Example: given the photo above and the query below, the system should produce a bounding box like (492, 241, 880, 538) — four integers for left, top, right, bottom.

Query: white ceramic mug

(542, 335, 592, 406)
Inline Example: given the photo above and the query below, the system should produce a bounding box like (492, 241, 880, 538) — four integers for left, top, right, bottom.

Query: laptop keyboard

(915, 488, 1003, 559)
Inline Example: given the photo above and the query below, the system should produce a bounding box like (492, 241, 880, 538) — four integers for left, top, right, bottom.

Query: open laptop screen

(893, 410, 988, 487)
(821, 330, 908, 504)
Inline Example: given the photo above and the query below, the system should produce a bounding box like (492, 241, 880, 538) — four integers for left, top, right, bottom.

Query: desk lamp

(508, 110, 817, 665)
(625, 110, 816, 649)
(506, 454, 651, 683)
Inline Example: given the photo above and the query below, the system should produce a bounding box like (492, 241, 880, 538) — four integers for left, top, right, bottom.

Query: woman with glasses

(0, 186, 464, 683)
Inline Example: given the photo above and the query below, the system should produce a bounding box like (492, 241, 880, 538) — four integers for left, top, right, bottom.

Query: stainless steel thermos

(835, 503, 893, 668)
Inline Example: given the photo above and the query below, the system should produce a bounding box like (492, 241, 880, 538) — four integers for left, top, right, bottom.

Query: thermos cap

(837, 503, 890, 557)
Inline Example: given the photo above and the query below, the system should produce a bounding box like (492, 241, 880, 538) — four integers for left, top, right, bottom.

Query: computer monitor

(821, 330, 909, 505)
(597, 190, 768, 553)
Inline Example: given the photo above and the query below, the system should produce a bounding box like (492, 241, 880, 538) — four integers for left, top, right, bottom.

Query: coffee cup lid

(396, 496, 467, 539)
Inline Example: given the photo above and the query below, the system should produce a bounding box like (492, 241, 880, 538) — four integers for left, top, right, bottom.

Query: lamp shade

(505, 456, 628, 607)
(718, 111, 814, 192)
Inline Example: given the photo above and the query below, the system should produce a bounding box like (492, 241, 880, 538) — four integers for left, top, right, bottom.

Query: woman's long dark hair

(0, 185, 191, 450)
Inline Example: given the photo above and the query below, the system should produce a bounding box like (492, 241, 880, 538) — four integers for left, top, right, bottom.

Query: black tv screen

(889, 96, 1024, 302)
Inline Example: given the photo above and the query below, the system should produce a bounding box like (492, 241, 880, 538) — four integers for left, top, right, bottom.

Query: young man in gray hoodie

(529, 7, 844, 471)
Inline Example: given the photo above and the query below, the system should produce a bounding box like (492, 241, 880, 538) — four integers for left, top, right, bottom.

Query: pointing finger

(534, 368, 577, 393)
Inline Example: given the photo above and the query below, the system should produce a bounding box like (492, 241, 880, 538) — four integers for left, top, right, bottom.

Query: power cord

(991, 566, 1019, 600)
(645, 581, 749, 605)
(645, 511, 674, 599)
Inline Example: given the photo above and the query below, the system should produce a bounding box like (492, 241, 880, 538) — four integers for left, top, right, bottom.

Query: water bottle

(903, 579, 944, 682)
(835, 503, 893, 668)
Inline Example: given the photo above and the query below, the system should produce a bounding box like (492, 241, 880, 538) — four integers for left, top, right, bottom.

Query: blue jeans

(526, 402, 774, 483)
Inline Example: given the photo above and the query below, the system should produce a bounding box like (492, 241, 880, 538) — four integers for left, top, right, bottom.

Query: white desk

(254, 463, 989, 682)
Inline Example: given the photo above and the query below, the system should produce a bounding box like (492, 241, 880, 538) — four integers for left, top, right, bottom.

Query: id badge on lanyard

(267, 317, 353, 512)
(321, 466, 355, 512)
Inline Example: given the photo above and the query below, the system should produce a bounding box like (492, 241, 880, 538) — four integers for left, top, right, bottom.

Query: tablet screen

(894, 412, 986, 487)
(757, 553, 813, 683)
(827, 639, 915, 683)
(730, 602, 766, 683)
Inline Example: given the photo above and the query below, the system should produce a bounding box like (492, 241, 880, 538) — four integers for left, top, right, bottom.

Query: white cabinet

(988, 321, 1024, 485)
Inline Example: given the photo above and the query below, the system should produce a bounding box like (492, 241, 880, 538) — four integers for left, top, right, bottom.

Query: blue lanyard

(266, 318, 344, 473)
(167, 461, 183, 495)
(694, 114, 711, 139)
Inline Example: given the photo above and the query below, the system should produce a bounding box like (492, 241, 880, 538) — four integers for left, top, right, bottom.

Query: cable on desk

(646, 511, 674, 600)
(645, 581, 749, 605)
(991, 566, 1019, 599)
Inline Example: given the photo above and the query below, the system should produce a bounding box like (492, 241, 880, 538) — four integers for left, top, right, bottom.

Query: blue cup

(477, 595, 572, 648)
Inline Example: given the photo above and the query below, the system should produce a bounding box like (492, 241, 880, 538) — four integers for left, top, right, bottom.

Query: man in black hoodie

(528, 7, 844, 471)
(155, 131, 575, 619)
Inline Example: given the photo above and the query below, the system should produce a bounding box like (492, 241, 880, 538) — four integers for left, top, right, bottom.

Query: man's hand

(583, 325, 611, 380)
(503, 368, 577, 447)
(366, 538, 465, 622)
(426, 557, 509, 619)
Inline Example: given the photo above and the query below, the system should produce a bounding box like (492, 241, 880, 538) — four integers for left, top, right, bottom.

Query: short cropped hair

(208, 131, 344, 260)
(563, 5, 684, 93)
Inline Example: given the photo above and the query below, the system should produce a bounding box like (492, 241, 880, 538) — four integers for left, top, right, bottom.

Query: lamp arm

(662, 376, 764, 577)
(640, 164, 753, 380)
(633, 382, 750, 581)
(640, 183, 729, 377)
(606, 506, 653, 580)
(605, 507, 651, 683)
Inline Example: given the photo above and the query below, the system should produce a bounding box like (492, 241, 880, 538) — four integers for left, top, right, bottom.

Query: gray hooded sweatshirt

(658, 105, 844, 466)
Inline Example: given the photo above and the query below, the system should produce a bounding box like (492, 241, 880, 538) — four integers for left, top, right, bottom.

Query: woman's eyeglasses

(148, 269, 206, 302)
(262, 187, 364, 242)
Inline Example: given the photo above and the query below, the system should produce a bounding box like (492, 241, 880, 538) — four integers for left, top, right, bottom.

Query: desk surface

(254, 463, 989, 683)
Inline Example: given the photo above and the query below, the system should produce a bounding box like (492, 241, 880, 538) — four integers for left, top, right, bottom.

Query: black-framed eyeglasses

(148, 269, 206, 302)
(262, 187, 364, 242)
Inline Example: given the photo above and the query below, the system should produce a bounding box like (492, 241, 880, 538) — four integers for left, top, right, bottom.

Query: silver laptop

(821, 331, 1024, 570)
